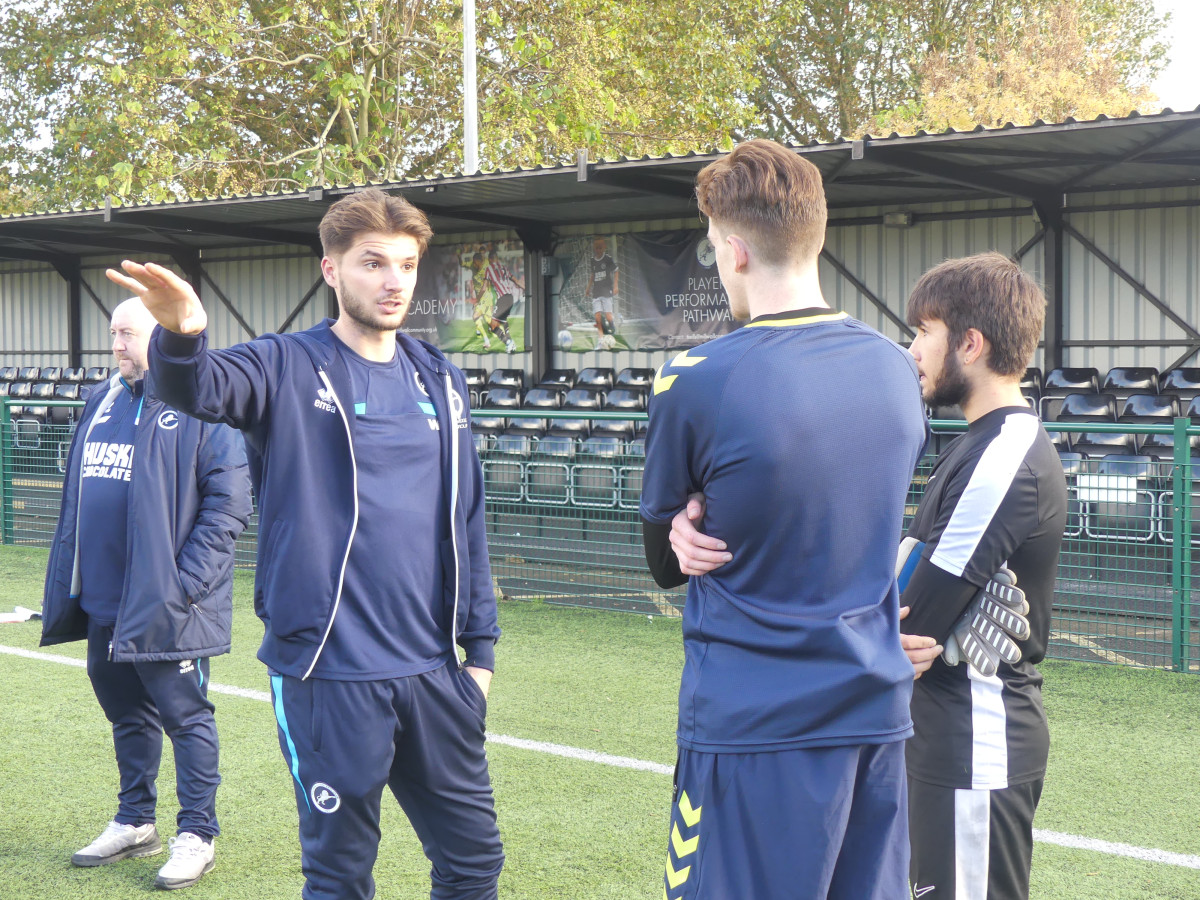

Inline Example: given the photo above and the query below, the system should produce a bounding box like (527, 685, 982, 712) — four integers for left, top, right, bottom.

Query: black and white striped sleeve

(901, 414, 1042, 642)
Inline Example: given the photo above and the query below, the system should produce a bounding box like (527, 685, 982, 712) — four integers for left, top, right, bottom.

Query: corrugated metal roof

(1, 107, 1198, 262)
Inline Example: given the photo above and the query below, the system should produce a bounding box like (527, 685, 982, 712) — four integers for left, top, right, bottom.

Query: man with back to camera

(639, 139, 929, 899)
(40, 297, 251, 890)
(105, 188, 504, 900)
(668, 252, 1067, 899)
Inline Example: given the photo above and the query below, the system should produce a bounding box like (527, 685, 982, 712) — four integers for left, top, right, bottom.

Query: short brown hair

(695, 139, 827, 266)
(906, 252, 1045, 376)
(318, 189, 434, 258)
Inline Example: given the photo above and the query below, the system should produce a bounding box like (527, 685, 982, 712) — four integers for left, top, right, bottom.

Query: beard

(338, 277, 410, 332)
(924, 350, 970, 409)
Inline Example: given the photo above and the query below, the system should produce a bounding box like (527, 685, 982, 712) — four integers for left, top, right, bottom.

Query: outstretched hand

(669, 493, 732, 577)
(105, 261, 208, 335)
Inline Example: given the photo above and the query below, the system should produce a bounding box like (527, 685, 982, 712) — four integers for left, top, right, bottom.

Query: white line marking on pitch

(5, 643, 1198, 869)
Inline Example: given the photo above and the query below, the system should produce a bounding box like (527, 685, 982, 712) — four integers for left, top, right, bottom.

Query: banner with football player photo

(551, 230, 739, 353)
(401, 239, 527, 353)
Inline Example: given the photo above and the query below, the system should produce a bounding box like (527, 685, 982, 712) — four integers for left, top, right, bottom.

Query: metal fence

(3, 400, 1196, 673)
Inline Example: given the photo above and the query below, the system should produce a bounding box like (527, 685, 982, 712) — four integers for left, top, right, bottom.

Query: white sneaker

(154, 832, 215, 890)
(505, 338, 516, 353)
(72, 820, 162, 866)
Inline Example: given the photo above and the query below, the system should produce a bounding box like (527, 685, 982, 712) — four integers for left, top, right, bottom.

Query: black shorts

(492, 293, 514, 322)
(908, 776, 1043, 900)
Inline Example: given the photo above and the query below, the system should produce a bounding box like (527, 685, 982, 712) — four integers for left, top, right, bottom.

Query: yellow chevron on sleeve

(671, 823, 699, 857)
(678, 791, 702, 827)
(653, 373, 678, 396)
(665, 854, 691, 889)
(670, 348, 708, 367)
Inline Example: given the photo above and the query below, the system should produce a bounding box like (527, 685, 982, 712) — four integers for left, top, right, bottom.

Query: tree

(0, 0, 1170, 215)
(871, 0, 1168, 134)
(747, 0, 1167, 143)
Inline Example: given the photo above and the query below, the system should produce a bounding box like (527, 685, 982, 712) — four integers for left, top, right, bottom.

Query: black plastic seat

(526, 434, 575, 505)
(1118, 394, 1177, 455)
(614, 367, 655, 392)
(575, 367, 615, 392)
(537, 369, 577, 393)
(0, 366, 17, 382)
(1160, 368, 1200, 401)
(38, 366, 63, 383)
(84, 367, 109, 383)
(1102, 367, 1158, 399)
(16, 366, 40, 382)
(1041, 367, 1101, 420)
(1083, 454, 1157, 542)
(50, 384, 81, 427)
(1019, 367, 1043, 399)
(461, 368, 487, 406)
(550, 388, 604, 438)
(482, 387, 521, 409)
(1056, 393, 1118, 454)
(486, 368, 525, 391)
(593, 388, 644, 439)
(509, 388, 559, 435)
(61, 366, 85, 384)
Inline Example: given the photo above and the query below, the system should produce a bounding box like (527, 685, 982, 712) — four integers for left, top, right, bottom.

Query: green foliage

(0, 0, 1171, 214)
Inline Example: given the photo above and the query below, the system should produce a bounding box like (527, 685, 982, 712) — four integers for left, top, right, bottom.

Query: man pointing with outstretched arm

(107, 188, 504, 900)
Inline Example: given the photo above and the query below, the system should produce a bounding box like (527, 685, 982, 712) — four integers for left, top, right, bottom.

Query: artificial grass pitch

(1, 545, 1198, 899)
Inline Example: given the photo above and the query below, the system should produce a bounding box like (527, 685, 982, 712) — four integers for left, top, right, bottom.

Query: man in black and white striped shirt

(900, 252, 1068, 900)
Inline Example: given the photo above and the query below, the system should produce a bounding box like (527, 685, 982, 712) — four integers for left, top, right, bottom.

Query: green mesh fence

(3, 400, 1197, 672)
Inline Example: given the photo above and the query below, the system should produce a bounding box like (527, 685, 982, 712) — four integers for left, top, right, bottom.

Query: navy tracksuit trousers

(85, 620, 221, 839)
(270, 662, 504, 900)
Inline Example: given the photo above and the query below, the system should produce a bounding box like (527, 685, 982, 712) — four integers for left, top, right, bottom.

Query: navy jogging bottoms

(85, 620, 220, 839)
(270, 662, 504, 900)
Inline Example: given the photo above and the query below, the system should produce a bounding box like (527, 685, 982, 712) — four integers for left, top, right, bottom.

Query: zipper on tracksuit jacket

(300, 364, 464, 680)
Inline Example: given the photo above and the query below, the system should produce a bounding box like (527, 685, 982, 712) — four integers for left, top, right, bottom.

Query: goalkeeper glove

(941, 568, 1030, 677)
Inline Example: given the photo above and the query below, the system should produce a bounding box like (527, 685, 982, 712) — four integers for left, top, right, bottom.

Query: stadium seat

(486, 368, 525, 391)
(575, 367, 615, 391)
(1159, 368, 1200, 401)
(461, 368, 487, 407)
(550, 388, 604, 438)
(1020, 367, 1043, 399)
(1057, 450, 1086, 537)
(0, 366, 17, 383)
(618, 437, 646, 510)
(84, 367, 109, 383)
(509, 387, 560, 436)
(1102, 367, 1159, 399)
(50, 383, 81, 426)
(537, 369, 577, 394)
(472, 388, 521, 441)
(1056, 392, 1120, 454)
(1082, 454, 1157, 542)
(1041, 367, 1100, 420)
(61, 366, 85, 384)
(573, 436, 623, 508)
(16, 366, 40, 383)
(1118, 394, 1178, 458)
(480, 432, 532, 502)
(526, 434, 575, 505)
(24, 383, 55, 423)
(614, 367, 655, 393)
(38, 366, 63, 383)
(592, 388, 644, 439)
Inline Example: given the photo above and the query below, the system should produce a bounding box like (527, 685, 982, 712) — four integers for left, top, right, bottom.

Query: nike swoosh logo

(913, 886, 936, 898)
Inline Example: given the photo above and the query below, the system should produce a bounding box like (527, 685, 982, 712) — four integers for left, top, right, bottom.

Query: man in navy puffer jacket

(41, 297, 251, 890)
